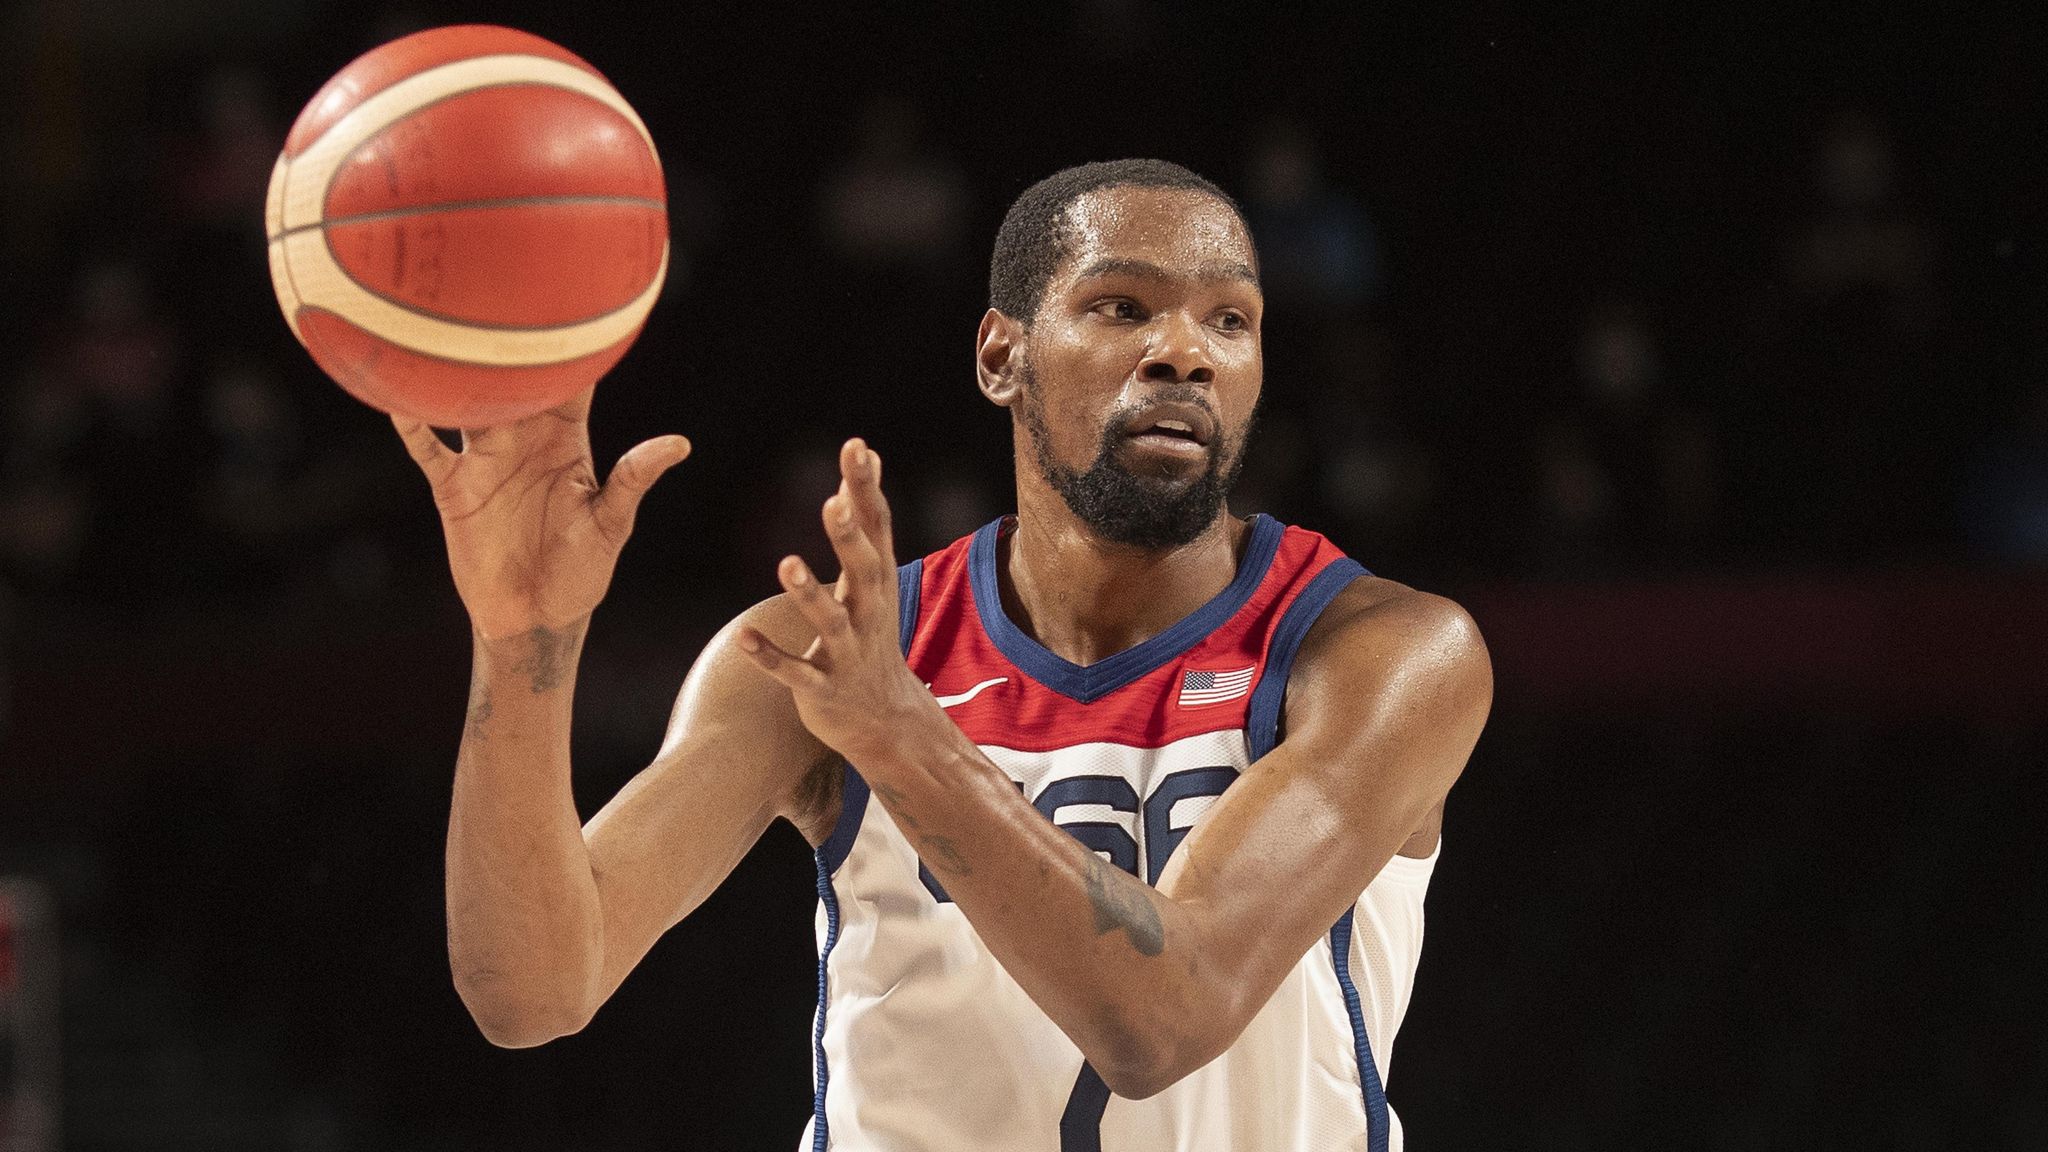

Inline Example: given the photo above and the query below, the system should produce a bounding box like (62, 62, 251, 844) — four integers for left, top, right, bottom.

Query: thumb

(594, 434, 691, 542)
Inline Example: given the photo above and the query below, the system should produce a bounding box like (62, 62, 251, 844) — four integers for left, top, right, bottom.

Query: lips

(1120, 401, 1216, 447)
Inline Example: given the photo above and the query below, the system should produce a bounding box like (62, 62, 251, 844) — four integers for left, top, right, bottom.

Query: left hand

(736, 438, 941, 763)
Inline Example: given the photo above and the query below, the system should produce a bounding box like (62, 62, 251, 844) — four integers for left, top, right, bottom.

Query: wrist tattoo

(511, 624, 581, 694)
(1084, 856, 1165, 957)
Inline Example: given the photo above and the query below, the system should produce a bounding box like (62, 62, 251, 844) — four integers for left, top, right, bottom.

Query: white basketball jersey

(801, 515, 1438, 1151)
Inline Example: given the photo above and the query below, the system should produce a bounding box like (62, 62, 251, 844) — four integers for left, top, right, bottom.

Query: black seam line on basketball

(313, 211, 662, 337)
(265, 195, 665, 243)
(311, 74, 651, 237)
(279, 230, 308, 340)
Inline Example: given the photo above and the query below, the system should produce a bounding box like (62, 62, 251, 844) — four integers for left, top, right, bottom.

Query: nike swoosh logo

(932, 677, 1008, 708)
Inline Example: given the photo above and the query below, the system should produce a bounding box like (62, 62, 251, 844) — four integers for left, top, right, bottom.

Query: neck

(1000, 475, 1251, 668)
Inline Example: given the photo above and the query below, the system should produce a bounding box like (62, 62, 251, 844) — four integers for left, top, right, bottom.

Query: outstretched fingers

(779, 552, 855, 652)
(843, 438, 896, 562)
(735, 624, 829, 692)
(593, 434, 692, 544)
(824, 439, 897, 621)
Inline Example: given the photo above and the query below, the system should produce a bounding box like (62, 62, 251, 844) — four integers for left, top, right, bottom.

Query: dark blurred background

(0, 1, 2043, 1148)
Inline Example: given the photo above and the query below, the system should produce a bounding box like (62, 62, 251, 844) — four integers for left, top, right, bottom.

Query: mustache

(1103, 390, 1222, 443)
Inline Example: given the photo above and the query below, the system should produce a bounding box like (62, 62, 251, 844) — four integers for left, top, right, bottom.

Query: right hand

(392, 389, 690, 640)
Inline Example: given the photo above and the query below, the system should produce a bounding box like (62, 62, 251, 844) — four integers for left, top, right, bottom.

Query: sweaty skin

(415, 186, 1488, 1101)
(742, 188, 1485, 1096)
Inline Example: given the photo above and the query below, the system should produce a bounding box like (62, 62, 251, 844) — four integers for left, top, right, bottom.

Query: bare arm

(444, 599, 830, 1047)
(394, 393, 829, 1047)
(743, 439, 1492, 1097)
(576, 599, 835, 1015)
(444, 619, 599, 1047)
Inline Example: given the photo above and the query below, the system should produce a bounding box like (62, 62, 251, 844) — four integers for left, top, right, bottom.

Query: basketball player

(394, 159, 1491, 1151)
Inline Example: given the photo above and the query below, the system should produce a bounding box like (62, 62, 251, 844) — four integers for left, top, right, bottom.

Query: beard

(1016, 363, 1256, 550)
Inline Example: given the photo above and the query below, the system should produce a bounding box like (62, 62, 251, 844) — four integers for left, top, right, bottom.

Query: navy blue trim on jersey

(1331, 911, 1391, 1152)
(1245, 557, 1367, 761)
(817, 558, 922, 876)
(810, 856, 842, 1151)
(1058, 1062, 1114, 1151)
(897, 556, 924, 655)
(811, 557, 923, 1147)
(1244, 552, 1384, 1146)
(968, 514, 1287, 703)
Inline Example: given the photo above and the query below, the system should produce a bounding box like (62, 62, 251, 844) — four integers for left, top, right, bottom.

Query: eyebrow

(1073, 257, 1261, 287)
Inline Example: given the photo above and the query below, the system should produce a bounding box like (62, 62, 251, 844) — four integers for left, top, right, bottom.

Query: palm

(393, 389, 690, 640)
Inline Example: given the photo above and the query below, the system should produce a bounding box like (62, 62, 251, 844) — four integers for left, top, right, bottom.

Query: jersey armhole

(816, 556, 922, 875)
(1245, 557, 1367, 761)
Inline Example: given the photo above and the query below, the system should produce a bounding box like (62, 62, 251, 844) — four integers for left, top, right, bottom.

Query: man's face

(1012, 185, 1265, 549)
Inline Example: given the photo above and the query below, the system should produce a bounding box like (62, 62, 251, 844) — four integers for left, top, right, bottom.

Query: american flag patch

(1178, 666, 1256, 707)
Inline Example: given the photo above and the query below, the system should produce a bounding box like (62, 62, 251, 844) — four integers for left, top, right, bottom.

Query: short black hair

(989, 159, 1253, 324)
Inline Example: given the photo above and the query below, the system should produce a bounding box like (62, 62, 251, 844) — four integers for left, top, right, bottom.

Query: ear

(976, 309, 1024, 409)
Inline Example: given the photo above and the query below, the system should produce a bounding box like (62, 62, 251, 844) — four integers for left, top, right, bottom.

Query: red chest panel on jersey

(904, 516, 1350, 752)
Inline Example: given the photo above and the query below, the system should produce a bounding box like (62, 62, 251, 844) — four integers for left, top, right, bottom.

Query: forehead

(1055, 186, 1257, 285)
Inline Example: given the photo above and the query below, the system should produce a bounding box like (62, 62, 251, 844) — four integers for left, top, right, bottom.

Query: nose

(1138, 311, 1215, 386)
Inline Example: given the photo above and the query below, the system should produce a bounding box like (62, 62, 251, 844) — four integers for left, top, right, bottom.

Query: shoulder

(1287, 574, 1493, 729)
(668, 591, 820, 716)
(657, 592, 838, 826)
(731, 587, 821, 649)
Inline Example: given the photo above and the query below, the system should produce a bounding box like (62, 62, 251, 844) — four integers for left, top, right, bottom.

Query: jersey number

(913, 765, 1241, 1150)
(915, 764, 1239, 902)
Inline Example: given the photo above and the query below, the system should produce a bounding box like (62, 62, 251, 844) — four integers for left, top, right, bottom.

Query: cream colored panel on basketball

(271, 54, 656, 234)
(264, 154, 287, 245)
(807, 729, 1438, 1152)
(264, 54, 663, 365)
(265, 156, 304, 342)
(274, 230, 666, 366)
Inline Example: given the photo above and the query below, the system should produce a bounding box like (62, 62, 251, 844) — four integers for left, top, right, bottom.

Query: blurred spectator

(1577, 306, 1723, 565)
(816, 96, 969, 272)
(156, 64, 284, 353)
(201, 356, 301, 543)
(1295, 321, 1438, 572)
(1531, 420, 1621, 576)
(1, 261, 187, 599)
(1961, 386, 2048, 564)
(1784, 111, 1938, 330)
(1242, 122, 1382, 321)
(168, 66, 277, 230)
(61, 261, 179, 437)
(1530, 307, 1723, 574)
(1655, 409, 1721, 560)
(1577, 307, 1659, 414)
(0, 370, 93, 588)
(196, 354, 401, 603)
(1, 0, 91, 266)
(1732, 110, 1947, 561)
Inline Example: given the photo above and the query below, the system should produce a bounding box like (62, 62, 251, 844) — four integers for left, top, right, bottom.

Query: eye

(1214, 310, 1250, 332)
(1092, 298, 1143, 321)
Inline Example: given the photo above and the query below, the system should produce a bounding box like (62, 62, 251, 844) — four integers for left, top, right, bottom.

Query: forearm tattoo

(872, 781, 974, 877)
(1084, 855, 1166, 957)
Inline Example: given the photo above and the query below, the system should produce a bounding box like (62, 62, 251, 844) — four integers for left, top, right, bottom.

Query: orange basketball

(265, 25, 667, 428)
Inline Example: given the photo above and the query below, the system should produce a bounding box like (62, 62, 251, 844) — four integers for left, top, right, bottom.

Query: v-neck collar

(967, 514, 1285, 703)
